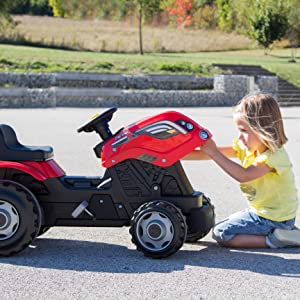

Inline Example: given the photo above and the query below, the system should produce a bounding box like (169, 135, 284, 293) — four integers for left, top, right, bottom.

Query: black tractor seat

(0, 124, 54, 161)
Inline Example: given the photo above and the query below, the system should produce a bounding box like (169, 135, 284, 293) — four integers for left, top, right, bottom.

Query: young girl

(184, 93, 300, 248)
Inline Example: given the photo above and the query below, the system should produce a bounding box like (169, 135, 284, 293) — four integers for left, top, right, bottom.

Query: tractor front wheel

(130, 201, 187, 259)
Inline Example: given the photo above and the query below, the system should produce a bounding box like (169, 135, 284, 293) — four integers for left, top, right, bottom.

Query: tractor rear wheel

(0, 180, 42, 256)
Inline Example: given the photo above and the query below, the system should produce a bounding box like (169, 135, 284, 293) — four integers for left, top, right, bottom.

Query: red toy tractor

(0, 107, 215, 258)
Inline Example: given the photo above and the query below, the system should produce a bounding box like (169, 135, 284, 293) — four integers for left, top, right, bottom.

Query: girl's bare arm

(183, 145, 236, 160)
(201, 140, 272, 183)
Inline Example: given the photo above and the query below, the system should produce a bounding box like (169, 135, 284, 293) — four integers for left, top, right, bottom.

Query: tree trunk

(139, 2, 144, 55)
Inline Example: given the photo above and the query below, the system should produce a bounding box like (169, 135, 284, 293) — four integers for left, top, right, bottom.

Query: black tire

(130, 201, 187, 259)
(0, 180, 42, 256)
(185, 229, 211, 243)
(185, 196, 215, 243)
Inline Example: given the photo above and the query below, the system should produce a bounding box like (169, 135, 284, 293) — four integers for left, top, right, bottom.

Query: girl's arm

(183, 146, 236, 160)
(200, 139, 272, 183)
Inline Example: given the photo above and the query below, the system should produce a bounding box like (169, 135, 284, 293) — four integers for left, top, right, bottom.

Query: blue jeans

(212, 209, 295, 247)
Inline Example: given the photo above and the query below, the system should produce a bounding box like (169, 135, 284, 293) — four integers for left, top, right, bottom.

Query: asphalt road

(1, 107, 300, 300)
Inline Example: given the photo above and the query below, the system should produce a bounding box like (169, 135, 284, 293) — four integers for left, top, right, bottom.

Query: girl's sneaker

(272, 228, 300, 247)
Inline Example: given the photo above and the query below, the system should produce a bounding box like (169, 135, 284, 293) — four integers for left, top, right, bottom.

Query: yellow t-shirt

(233, 139, 298, 222)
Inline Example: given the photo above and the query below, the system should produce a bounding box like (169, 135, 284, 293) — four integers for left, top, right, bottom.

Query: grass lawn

(0, 44, 299, 87)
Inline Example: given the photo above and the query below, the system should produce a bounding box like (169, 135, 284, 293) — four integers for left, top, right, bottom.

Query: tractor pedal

(72, 200, 93, 218)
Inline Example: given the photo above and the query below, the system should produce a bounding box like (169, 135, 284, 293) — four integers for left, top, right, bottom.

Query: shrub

(94, 62, 114, 70)
(248, 6, 289, 49)
(193, 4, 218, 29)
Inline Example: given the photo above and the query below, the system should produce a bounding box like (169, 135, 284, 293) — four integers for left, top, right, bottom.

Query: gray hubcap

(0, 200, 20, 241)
(136, 211, 174, 252)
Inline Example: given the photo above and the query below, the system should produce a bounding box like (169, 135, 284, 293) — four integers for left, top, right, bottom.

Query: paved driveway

(1, 107, 300, 299)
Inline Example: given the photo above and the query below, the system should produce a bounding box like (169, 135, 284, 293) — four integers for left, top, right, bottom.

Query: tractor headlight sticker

(199, 130, 209, 140)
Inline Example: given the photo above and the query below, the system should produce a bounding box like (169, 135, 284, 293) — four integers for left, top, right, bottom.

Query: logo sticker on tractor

(199, 130, 209, 140)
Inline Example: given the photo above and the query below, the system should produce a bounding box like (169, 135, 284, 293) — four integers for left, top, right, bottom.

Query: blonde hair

(233, 94, 288, 152)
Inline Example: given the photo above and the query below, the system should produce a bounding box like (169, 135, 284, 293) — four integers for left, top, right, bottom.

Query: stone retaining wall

(0, 72, 278, 108)
(0, 72, 214, 90)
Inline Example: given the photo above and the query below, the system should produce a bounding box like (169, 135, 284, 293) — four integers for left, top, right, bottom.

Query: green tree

(29, 0, 52, 15)
(1, 0, 51, 15)
(216, 0, 235, 31)
(285, 0, 300, 61)
(132, 0, 146, 55)
(216, 0, 290, 35)
(0, 0, 10, 14)
(131, 0, 161, 54)
(6, 0, 30, 14)
(286, 0, 300, 35)
(0, 0, 14, 36)
(248, 1, 288, 52)
(48, 0, 64, 17)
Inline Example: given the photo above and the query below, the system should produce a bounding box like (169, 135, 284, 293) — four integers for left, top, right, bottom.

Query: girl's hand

(200, 139, 219, 158)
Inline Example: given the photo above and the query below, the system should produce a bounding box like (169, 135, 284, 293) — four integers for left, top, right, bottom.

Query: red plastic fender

(101, 111, 212, 168)
(0, 159, 65, 181)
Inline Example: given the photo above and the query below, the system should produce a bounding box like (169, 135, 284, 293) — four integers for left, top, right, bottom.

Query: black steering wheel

(77, 107, 117, 141)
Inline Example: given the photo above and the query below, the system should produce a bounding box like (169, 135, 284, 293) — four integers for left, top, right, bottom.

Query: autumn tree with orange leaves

(162, 0, 196, 27)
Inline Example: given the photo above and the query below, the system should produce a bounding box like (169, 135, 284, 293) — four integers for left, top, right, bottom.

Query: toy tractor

(0, 107, 215, 258)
